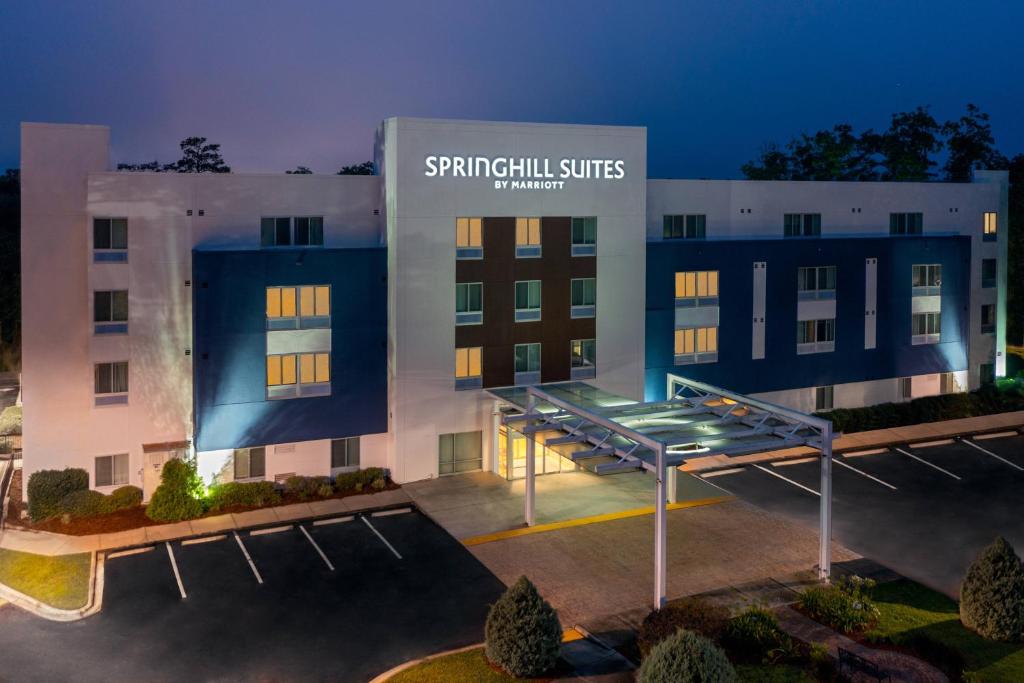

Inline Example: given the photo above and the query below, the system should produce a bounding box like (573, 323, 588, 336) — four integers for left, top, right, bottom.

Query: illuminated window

(93, 218, 128, 262)
(266, 286, 329, 329)
(95, 361, 129, 405)
(515, 217, 542, 257)
(983, 212, 997, 241)
(233, 447, 266, 480)
(94, 290, 129, 334)
(796, 319, 835, 354)
(784, 213, 821, 237)
(570, 278, 596, 318)
(571, 217, 597, 255)
(911, 312, 941, 345)
(95, 454, 129, 487)
(674, 271, 719, 304)
(889, 212, 923, 236)
(571, 339, 596, 379)
(797, 266, 836, 299)
(261, 216, 324, 247)
(456, 218, 483, 259)
(455, 347, 483, 390)
(514, 281, 542, 322)
(674, 327, 718, 364)
(663, 215, 706, 240)
(456, 282, 483, 325)
(267, 352, 330, 398)
(911, 265, 941, 296)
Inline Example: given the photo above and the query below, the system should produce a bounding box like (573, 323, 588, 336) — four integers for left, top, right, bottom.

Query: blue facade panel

(644, 236, 971, 401)
(193, 248, 388, 451)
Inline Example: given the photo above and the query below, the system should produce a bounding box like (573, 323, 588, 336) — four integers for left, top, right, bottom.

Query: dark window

(815, 386, 834, 411)
(889, 212, 923, 235)
(294, 217, 324, 246)
(981, 259, 997, 288)
(571, 278, 596, 307)
(663, 214, 706, 240)
(261, 217, 293, 246)
(93, 218, 128, 250)
(571, 217, 597, 245)
(94, 291, 128, 322)
(783, 213, 821, 237)
(233, 447, 266, 479)
(331, 437, 360, 469)
(981, 304, 995, 333)
(95, 454, 128, 487)
(571, 339, 596, 368)
(980, 363, 995, 385)
(95, 362, 128, 394)
(438, 431, 482, 475)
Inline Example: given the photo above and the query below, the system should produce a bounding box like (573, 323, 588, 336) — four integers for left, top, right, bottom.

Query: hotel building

(19, 118, 1008, 496)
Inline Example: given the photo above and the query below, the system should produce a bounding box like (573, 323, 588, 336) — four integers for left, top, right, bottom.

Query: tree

(118, 136, 231, 173)
(960, 536, 1024, 641)
(740, 143, 792, 180)
(943, 104, 1009, 182)
(286, 166, 313, 174)
(484, 576, 561, 677)
(876, 107, 943, 181)
(637, 629, 736, 683)
(788, 124, 878, 181)
(146, 458, 205, 522)
(116, 161, 167, 172)
(337, 161, 374, 175)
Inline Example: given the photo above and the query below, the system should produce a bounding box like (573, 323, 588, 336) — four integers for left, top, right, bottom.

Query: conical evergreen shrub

(484, 575, 561, 677)
(146, 458, 205, 522)
(960, 536, 1024, 641)
(637, 628, 736, 683)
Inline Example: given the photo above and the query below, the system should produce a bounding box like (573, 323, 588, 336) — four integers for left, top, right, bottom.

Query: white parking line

(753, 464, 820, 497)
(361, 516, 403, 559)
(299, 525, 335, 571)
(372, 507, 413, 517)
(974, 431, 1018, 440)
(834, 459, 898, 490)
(233, 531, 264, 584)
(909, 439, 955, 449)
(894, 447, 962, 481)
(181, 534, 225, 546)
(313, 515, 354, 526)
(166, 543, 186, 599)
(960, 438, 1024, 472)
(700, 467, 744, 477)
(772, 457, 818, 467)
(107, 546, 154, 560)
(842, 448, 889, 458)
(250, 525, 292, 536)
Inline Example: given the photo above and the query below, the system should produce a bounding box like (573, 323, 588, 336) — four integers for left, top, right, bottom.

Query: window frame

(674, 271, 719, 307)
(233, 447, 266, 481)
(911, 311, 941, 345)
(983, 212, 997, 241)
(889, 212, 923, 236)
(515, 217, 542, 258)
(570, 339, 597, 379)
(797, 266, 836, 300)
(261, 216, 325, 248)
(94, 453, 129, 488)
(981, 304, 995, 334)
(513, 342, 541, 385)
(514, 280, 542, 322)
(456, 217, 484, 259)
(93, 289, 129, 334)
(454, 346, 483, 390)
(814, 385, 834, 412)
(94, 361, 129, 405)
(571, 217, 597, 255)
(93, 217, 128, 262)
(570, 278, 596, 318)
(330, 437, 360, 472)
(796, 318, 836, 354)
(981, 258, 997, 289)
(266, 285, 331, 330)
(673, 326, 718, 365)
(911, 264, 941, 296)
(455, 282, 484, 325)
(266, 352, 331, 399)
(783, 213, 821, 238)
(662, 214, 707, 240)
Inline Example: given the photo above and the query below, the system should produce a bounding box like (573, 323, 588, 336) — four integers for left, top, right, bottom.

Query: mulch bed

(4, 470, 401, 536)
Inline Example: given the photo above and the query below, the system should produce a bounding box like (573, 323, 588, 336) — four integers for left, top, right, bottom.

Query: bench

(838, 647, 891, 682)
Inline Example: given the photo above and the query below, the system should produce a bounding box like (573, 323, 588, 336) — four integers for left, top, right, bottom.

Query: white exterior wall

(379, 118, 647, 483)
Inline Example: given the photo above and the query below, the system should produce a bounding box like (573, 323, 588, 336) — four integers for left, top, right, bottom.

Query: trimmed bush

(27, 468, 89, 522)
(206, 481, 280, 512)
(284, 475, 332, 501)
(721, 607, 792, 664)
(316, 482, 334, 498)
(637, 597, 731, 658)
(145, 459, 205, 522)
(106, 485, 143, 511)
(799, 576, 879, 634)
(59, 489, 108, 519)
(370, 477, 385, 491)
(0, 405, 21, 435)
(960, 536, 1024, 641)
(484, 575, 561, 677)
(334, 467, 387, 493)
(637, 628, 736, 683)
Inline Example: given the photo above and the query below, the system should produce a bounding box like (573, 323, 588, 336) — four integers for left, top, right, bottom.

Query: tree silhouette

(118, 136, 231, 173)
(286, 166, 313, 174)
(337, 161, 374, 175)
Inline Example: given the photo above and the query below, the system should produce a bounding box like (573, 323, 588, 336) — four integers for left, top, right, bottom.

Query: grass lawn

(0, 547, 91, 610)
(388, 647, 533, 682)
(867, 579, 1024, 682)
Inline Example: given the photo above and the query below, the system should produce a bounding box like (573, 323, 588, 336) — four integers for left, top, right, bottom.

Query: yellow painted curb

(562, 627, 585, 643)
(461, 495, 733, 546)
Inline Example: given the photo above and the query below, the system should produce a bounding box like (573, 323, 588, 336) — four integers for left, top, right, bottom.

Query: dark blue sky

(1, 1, 1020, 178)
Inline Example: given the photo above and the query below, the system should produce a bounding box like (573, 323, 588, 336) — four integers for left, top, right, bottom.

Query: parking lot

(698, 432, 1024, 596)
(0, 508, 507, 683)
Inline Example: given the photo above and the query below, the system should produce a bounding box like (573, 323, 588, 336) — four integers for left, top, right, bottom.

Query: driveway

(0, 509, 506, 682)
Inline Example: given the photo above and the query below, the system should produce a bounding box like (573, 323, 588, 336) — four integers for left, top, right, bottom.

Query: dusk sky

(1, 0, 1021, 178)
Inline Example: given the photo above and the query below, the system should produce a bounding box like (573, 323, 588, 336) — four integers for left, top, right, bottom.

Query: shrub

(27, 468, 89, 522)
(206, 481, 280, 512)
(808, 643, 838, 682)
(484, 576, 562, 677)
(106, 485, 143, 511)
(960, 536, 1024, 641)
(637, 628, 736, 683)
(284, 476, 321, 500)
(0, 405, 21, 435)
(721, 607, 793, 664)
(334, 467, 387, 493)
(59, 489, 108, 518)
(637, 597, 731, 658)
(370, 477, 385, 491)
(798, 576, 879, 634)
(145, 458, 205, 522)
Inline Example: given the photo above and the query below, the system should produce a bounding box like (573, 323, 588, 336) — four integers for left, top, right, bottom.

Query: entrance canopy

(487, 374, 832, 476)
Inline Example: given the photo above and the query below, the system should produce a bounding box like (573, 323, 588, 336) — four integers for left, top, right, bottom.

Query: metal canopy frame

(487, 375, 835, 610)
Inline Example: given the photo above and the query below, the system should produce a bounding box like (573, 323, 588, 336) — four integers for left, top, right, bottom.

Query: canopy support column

(818, 422, 833, 581)
(666, 465, 678, 504)
(525, 395, 536, 527)
(654, 443, 667, 610)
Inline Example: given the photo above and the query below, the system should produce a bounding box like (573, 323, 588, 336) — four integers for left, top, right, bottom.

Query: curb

(0, 550, 104, 622)
(368, 642, 484, 683)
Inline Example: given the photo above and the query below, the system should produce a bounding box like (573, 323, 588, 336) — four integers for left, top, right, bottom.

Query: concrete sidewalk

(0, 487, 410, 556)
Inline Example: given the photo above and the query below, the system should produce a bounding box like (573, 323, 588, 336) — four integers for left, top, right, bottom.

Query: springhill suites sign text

(424, 155, 625, 190)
